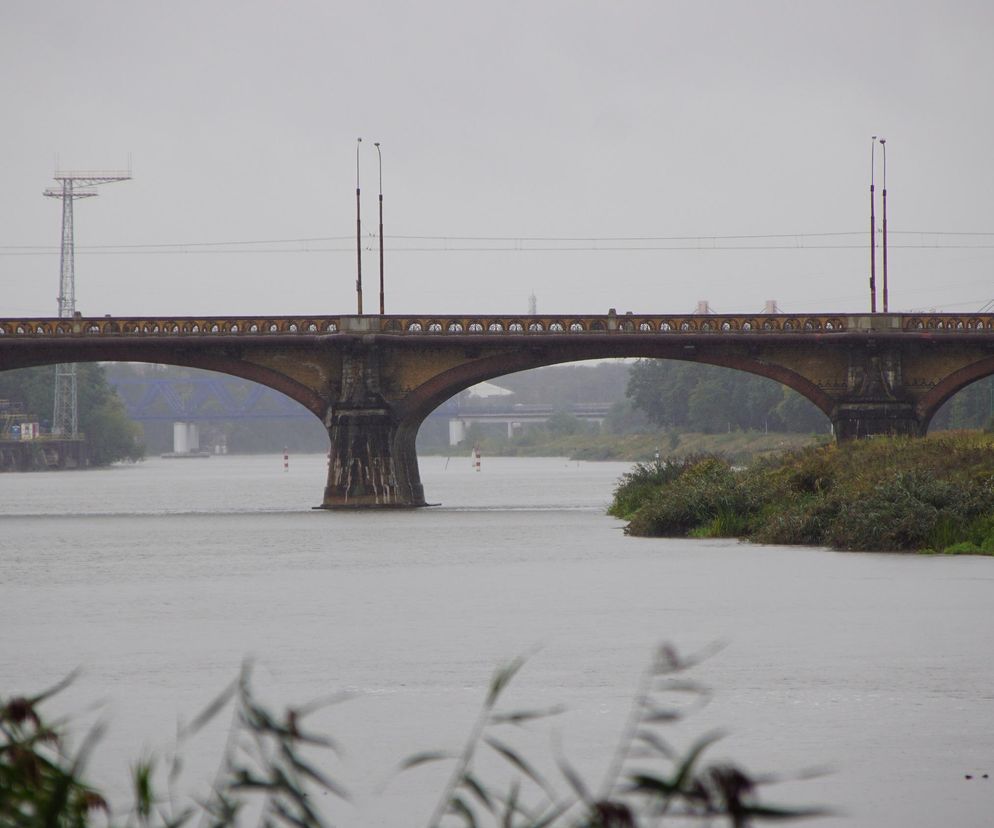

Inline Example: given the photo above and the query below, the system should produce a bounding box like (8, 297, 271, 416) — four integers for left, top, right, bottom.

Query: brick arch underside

(396, 342, 835, 428)
(0, 345, 327, 421)
(917, 355, 994, 430)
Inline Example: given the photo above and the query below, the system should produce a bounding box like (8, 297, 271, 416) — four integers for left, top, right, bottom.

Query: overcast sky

(2, 1, 992, 319)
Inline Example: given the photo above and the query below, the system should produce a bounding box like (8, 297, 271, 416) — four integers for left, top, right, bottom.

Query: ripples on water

(1, 454, 993, 826)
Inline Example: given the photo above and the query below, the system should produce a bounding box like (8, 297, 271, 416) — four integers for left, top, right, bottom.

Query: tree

(626, 360, 695, 427)
(687, 375, 731, 433)
(627, 359, 828, 434)
(771, 388, 829, 434)
(545, 410, 585, 437)
(0, 364, 144, 465)
(932, 376, 994, 430)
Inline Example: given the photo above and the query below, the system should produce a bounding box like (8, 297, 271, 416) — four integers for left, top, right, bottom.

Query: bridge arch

(0, 345, 328, 420)
(920, 355, 994, 431)
(396, 343, 836, 430)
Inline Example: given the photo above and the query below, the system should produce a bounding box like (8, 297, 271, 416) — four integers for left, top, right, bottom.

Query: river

(1, 454, 992, 826)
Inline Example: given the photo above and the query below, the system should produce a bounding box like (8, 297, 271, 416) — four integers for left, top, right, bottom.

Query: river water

(1, 454, 992, 826)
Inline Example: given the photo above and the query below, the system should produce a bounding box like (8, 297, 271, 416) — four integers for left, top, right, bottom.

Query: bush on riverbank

(610, 432, 994, 554)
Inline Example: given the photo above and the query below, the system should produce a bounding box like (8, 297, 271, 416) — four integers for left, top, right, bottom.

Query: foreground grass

(610, 432, 994, 554)
(1, 649, 826, 828)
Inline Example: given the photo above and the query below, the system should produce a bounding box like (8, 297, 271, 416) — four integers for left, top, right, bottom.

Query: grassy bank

(609, 432, 994, 554)
(421, 429, 826, 465)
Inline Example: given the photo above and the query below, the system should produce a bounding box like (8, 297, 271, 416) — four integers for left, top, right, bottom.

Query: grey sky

(2, 1, 992, 319)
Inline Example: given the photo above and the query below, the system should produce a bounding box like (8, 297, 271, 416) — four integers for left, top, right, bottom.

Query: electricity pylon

(44, 168, 130, 437)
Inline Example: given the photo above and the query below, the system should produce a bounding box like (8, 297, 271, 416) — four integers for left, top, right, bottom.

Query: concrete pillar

(173, 422, 189, 454)
(449, 418, 466, 446)
(187, 423, 200, 452)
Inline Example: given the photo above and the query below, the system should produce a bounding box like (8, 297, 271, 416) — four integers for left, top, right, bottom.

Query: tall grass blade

(483, 735, 559, 802)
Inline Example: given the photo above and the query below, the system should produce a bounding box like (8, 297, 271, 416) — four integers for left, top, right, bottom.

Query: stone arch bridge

(1, 310, 992, 508)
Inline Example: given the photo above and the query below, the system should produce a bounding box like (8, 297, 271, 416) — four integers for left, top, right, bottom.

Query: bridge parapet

(0, 317, 342, 337)
(6, 313, 994, 340)
(3, 313, 994, 339)
(378, 313, 855, 334)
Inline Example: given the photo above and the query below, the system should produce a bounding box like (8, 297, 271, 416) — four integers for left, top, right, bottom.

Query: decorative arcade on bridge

(3, 310, 994, 508)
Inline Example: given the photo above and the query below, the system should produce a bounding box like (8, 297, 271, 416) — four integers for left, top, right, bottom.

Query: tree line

(625, 359, 994, 434)
(625, 359, 829, 434)
(0, 364, 144, 465)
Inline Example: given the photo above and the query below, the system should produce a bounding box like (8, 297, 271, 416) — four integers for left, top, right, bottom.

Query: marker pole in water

(283, 446, 289, 473)
(473, 444, 481, 472)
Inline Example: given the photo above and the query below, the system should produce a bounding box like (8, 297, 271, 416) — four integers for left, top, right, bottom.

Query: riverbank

(421, 429, 827, 464)
(610, 432, 994, 554)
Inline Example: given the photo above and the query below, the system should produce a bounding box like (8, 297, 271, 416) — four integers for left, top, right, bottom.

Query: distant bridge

(108, 375, 608, 446)
(3, 311, 994, 507)
(109, 376, 313, 421)
(446, 403, 611, 445)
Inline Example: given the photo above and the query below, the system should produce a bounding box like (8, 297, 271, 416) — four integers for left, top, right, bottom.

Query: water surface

(1, 454, 992, 826)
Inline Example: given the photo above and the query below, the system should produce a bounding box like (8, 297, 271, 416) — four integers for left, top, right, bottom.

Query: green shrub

(938, 541, 984, 555)
(613, 432, 994, 553)
(609, 456, 712, 519)
(625, 456, 757, 538)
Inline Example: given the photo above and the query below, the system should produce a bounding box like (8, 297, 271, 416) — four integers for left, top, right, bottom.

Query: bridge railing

(379, 314, 850, 334)
(2, 313, 994, 339)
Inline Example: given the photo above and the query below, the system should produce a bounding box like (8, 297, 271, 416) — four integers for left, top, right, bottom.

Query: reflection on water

(1, 454, 992, 826)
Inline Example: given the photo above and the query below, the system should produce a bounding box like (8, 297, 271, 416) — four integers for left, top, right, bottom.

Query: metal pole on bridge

(880, 138, 889, 313)
(870, 136, 877, 313)
(375, 141, 384, 315)
(356, 137, 364, 315)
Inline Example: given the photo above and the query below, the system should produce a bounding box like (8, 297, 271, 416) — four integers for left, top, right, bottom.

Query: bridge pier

(831, 402, 925, 440)
(828, 347, 927, 439)
(321, 406, 426, 508)
(319, 344, 427, 509)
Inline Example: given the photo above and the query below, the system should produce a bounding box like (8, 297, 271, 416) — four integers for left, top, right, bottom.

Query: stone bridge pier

(814, 334, 994, 440)
(321, 346, 426, 508)
(827, 347, 926, 440)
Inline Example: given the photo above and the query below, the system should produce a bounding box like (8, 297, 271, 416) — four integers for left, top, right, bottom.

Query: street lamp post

(375, 142, 385, 315)
(356, 137, 363, 315)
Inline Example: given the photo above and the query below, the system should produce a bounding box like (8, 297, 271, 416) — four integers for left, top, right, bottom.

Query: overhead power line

(4, 229, 994, 256)
(6, 244, 994, 256)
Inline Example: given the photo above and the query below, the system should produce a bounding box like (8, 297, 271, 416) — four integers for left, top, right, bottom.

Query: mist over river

(1, 454, 992, 826)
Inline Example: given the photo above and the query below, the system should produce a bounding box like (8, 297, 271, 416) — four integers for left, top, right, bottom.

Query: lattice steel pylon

(44, 168, 130, 437)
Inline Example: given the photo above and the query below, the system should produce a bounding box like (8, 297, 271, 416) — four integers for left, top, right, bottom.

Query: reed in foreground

(1, 647, 827, 827)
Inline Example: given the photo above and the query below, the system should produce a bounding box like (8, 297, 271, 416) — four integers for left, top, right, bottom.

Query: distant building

(466, 381, 514, 399)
